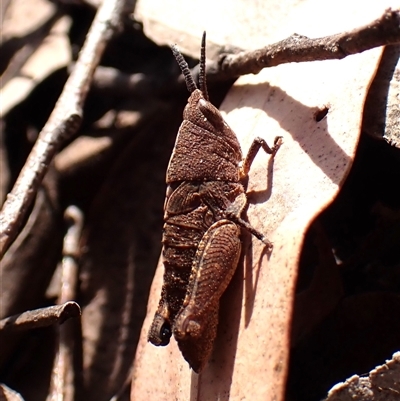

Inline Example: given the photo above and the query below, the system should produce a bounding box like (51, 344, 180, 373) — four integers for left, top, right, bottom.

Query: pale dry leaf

(131, 0, 393, 400)
(1, 0, 54, 38)
(134, 0, 400, 57)
(0, 0, 71, 114)
(135, 0, 303, 59)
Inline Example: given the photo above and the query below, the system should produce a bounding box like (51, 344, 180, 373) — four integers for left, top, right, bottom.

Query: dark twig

(47, 206, 83, 401)
(0, 302, 81, 332)
(60, 205, 84, 287)
(205, 8, 400, 80)
(91, 66, 156, 97)
(0, 0, 126, 259)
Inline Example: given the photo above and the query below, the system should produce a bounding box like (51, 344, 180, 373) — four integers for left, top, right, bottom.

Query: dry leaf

(131, 0, 390, 400)
(78, 104, 183, 399)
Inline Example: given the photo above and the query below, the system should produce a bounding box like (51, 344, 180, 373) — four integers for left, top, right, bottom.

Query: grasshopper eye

(198, 98, 225, 129)
(159, 322, 172, 345)
(148, 315, 172, 346)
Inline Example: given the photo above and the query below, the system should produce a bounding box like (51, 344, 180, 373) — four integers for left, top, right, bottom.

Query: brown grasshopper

(148, 32, 282, 373)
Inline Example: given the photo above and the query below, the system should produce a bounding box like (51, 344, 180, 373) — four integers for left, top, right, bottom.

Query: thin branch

(60, 205, 84, 282)
(205, 8, 400, 80)
(0, 0, 126, 259)
(0, 302, 81, 332)
(0, 383, 25, 401)
(47, 206, 83, 401)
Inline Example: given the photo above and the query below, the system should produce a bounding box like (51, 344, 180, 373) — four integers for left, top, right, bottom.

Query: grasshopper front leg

(240, 136, 283, 179)
(227, 136, 283, 249)
(173, 219, 241, 372)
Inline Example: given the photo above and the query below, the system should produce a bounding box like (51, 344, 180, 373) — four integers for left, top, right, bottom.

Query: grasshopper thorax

(167, 34, 242, 184)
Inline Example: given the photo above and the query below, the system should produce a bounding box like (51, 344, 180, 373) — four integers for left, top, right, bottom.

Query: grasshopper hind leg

(225, 193, 273, 249)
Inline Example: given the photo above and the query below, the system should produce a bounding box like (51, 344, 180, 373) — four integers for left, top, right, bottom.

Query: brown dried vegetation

(0, 1, 399, 400)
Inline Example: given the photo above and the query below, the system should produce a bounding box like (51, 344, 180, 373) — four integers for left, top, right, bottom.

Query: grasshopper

(148, 32, 282, 373)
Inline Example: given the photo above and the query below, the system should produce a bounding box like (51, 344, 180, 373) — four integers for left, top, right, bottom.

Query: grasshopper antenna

(171, 44, 197, 94)
(199, 31, 209, 101)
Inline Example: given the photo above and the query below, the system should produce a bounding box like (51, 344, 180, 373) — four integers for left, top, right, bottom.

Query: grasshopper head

(148, 313, 172, 346)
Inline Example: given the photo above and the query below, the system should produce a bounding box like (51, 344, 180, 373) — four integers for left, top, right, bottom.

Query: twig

(0, 383, 25, 401)
(59, 206, 84, 299)
(0, 302, 81, 332)
(47, 206, 83, 401)
(205, 8, 400, 80)
(0, 0, 126, 259)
